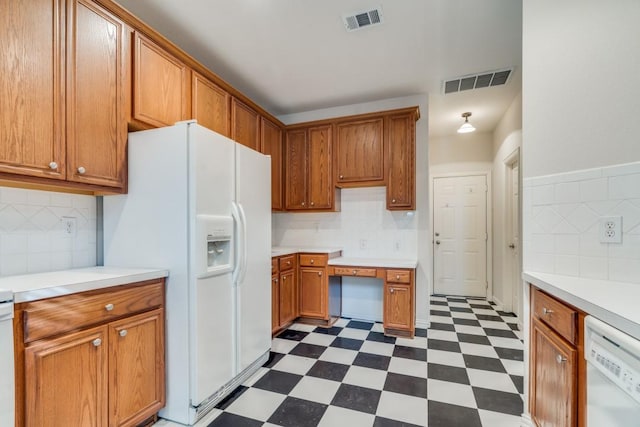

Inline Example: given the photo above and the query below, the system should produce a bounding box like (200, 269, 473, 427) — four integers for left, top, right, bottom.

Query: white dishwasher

(585, 315, 640, 426)
(0, 289, 14, 427)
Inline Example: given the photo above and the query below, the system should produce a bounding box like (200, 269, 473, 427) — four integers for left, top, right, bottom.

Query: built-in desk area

(328, 257, 417, 338)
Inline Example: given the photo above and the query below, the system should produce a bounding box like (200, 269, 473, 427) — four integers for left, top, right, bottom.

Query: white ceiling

(114, 0, 522, 137)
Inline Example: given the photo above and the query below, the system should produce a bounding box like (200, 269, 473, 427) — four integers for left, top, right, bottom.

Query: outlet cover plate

(599, 215, 622, 243)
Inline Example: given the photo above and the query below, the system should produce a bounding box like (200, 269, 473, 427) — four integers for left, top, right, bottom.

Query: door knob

(435, 240, 441, 245)
(509, 243, 516, 249)
(435, 232, 440, 237)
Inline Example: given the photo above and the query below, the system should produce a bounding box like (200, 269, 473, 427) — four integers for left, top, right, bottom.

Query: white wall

(0, 187, 97, 276)
(429, 131, 493, 176)
(275, 94, 430, 328)
(522, 0, 640, 178)
(491, 93, 522, 312)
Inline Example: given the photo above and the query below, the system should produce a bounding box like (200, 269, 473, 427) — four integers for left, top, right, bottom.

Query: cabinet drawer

(271, 258, 278, 275)
(333, 267, 377, 277)
(299, 254, 327, 267)
(279, 255, 296, 271)
(23, 280, 164, 343)
(532, 288, 577, 345)
(386, 270, 411, 284)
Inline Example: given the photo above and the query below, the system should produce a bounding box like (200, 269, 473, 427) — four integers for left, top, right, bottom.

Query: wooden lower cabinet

(271, 255, 298, 334)
(383, 269, 415, 337)
(279, 270, 297, 326)
(298, 267, 327, 319)
(271, 274, 279, 334)
(16, 279, 166, 427)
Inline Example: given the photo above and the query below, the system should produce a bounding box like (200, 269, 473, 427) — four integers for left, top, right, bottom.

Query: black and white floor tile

(155, 296, 524, 427)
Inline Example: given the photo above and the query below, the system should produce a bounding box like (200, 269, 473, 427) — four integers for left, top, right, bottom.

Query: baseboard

(490, 295, 505, 312)
(341, 311, 382, 323)
(520, 413, 535, 426)
(415, 318, 429, 329)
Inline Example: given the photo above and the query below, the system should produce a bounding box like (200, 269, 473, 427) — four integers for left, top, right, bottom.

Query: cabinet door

(285, 129, 308, 209)
(66, 0, 126, 188)
(386, 112, 415, 210)
(279, 270, 297, 326)
(307, 125, 333, 209)
(192, 71, 230, 137)
(299, 267, 327, 319)
(261, 117, 283, 211)
(383, 283, 412, 331)
(133, 32, 190, 128)
(0, 0, 65, 180)
(335, 118, 384, 185)
(272, 275, 279, 333)
(25, 326, 108, 426)
(531, 319, 577, 427)
(231, 97, 259, 151)
(109, 309, 165, 427)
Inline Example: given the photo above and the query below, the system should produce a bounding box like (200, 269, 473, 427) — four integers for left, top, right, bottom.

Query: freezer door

(234, 144, 272, 373)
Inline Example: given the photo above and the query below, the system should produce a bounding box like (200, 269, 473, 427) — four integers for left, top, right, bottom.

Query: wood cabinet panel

(231, 97, 259, 151)
(532, 288, 578, 345)
(284, 129, 308, 209)
(384, 283, 412, 331)
(386, 112, 416, 210)
(531, 319, 577, 427)
(271, 275, 279, 334)
(335, 118, 384, 185)
(260, 117, 284, 210)
(66, 0, 126, 188)
(133, 32, 190, 128)
(308, 125, 332, 209)
(25, 325, 109, 426)
(279, 270, 297, 326)
(109, 309, 165, 427)
(299, 267, 327, 319)
(279, 255, 295, 272)
(0, 0, 65, 180)
(386, 270, 411, 284)
(192, 71, 230, 137)
(333, 267, 377, 277)
(299, 254, 327, 267)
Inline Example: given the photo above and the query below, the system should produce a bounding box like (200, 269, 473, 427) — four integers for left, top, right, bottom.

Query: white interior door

(433, 175, 488, 297)
(508, 161, 521, 316)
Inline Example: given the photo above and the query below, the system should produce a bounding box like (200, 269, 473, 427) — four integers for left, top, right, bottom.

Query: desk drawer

(333, 267, 377, 277)
(532, 288, 577, 344)
(22, 280, 164, 343)
(279, 255, 296, 271)
(386, 270, 411, 284)
(299, 254, 327, 267)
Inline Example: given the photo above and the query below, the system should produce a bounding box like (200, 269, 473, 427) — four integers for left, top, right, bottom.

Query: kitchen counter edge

(272, 247, 343, 257)
(524, 271, 640, 341)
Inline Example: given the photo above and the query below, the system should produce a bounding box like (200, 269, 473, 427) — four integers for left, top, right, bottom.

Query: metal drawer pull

(392, 199, 396, 203)
(556, 354, 567, 364)
(274, 279, 278, 283)
(92, 338, 102, 347)
(310, 259, 314, 264)
(283, 276, 286, 281)
(390, 288, 395, 293)
(353, 270, 357, 275)
(105, 303, 114, 311)
(542, 307, 553, 315)
(119, 330, 127, 337)
(77, 166, 86, 174)
(317, 272, 322, 276)
(396, 275, 400, 280)
(49, 161, 58, 170)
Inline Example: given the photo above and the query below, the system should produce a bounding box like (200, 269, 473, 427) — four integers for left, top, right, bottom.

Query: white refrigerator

(103, 121, 271, 425)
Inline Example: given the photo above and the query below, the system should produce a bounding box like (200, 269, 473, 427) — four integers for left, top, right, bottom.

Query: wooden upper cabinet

(307, 125, 333, 209)
(133, 32, 190, 128)
(335, 118, 384, 186)
(66, 0, 126, 188)
(260, 117, 284, 211)
(192, 71, 230, 137)
(0, 0, 65, 180)
(231, 97, 260, 151)
(285, 129, 308, 210)
(386, 111, 416, 210)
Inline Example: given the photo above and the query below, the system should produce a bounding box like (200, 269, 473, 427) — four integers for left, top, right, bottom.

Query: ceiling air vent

(443, 68, 513, 94)
(342, 6, 384, 32)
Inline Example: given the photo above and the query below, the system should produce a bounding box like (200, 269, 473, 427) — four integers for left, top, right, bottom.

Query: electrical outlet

(359, 239, 367, 250)
(599, 215, 622, 243)
(62, 216, 77, 237)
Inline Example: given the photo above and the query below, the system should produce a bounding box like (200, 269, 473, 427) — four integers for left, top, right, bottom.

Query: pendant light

(457, 112, 476, 134)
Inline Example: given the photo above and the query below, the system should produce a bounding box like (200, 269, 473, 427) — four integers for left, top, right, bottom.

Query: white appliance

(585, 315, 640, 426)
(0, 289, 15, 427)
(103, 121, 271, 425)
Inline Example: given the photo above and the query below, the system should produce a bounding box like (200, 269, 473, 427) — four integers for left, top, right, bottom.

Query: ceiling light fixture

(457, 112, 475, 134)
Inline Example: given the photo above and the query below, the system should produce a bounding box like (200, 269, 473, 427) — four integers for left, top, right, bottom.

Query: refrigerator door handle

(231, 202, 244, 285)
(237, 203, 249, 285)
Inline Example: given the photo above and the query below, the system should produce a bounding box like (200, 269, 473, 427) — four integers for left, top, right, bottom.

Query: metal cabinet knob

(543, 308, 553, 315)
(310, 201, 315, 206)
(274, 279, 278, 283)
(310, 259, 314, 264)
(105, 303, 114, 311)
(287, 261, 291, 266)
(556, 354, 567, 364)
(339, 175, 344, 179)
(390, 288, 395, 293)
(283, 276, 286, 281)
(119, 330, 127, 337)
(317, 272, 322, 276)
(392, 199, 396, 203)
(353, 270, 357, 275)
(396, 275, 400, 280)
(77, 166, 86, 174)
(49, 161, 58, 170)
(301, 202, 305, 206)
(92, 338, 102, 347)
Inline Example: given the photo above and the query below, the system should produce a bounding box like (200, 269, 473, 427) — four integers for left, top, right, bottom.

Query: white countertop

(0, 267, 169, 303)
(328, 257, 418, 269)
(271, 246, 343, 257)
(524, 271, 640, 341)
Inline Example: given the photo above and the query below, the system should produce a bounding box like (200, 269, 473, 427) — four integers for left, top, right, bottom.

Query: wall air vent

(443, 68, 513, 94)
(342, 6, 384, 32)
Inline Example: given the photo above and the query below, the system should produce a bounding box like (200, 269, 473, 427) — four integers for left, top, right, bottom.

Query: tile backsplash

(523, 162, 640, 283)
(0, 187, 97, 276)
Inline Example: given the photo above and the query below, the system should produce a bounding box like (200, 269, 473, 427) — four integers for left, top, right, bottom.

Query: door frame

(502, 148, 522, 316)
(430, 171, 492, 299)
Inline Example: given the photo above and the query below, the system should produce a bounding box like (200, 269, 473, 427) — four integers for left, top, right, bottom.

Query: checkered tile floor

(155, 296, 524, 427)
